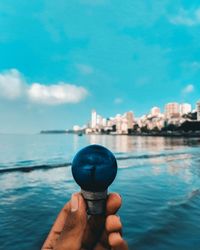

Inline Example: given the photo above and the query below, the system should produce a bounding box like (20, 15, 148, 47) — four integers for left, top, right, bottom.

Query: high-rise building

(96, 114, 104, 129)
(91, 110, 97, 129)
(165, 102, 180, 118)
(125, 111, 134, 129)
(102, 118, 107, 127)
(121, 118, 128, 134)
(180, 103, 192, 115)
(151, 107, 160, 117)
(197, 101, 200, 121)
(115, 114, 122, 133)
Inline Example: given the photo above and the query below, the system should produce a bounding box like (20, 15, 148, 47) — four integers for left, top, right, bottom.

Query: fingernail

(71, 194, 79, 212)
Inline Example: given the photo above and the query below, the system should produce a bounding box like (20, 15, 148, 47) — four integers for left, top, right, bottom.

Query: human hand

(42, 193, 128, 250)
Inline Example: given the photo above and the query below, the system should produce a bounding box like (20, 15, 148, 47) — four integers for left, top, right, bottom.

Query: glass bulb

(72, 144, 117, 192)
(71, 144, 118, 214)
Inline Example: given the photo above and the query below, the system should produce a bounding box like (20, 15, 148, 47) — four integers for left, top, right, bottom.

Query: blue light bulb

(72, 144, 118, 215)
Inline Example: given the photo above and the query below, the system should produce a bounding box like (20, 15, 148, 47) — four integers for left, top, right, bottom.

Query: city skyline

(72, 100, 200, 135)
(1, 1, 200, 133)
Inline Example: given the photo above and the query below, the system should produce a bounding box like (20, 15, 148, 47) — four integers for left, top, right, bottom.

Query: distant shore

(130, 132, 200, 138)
(40, 130, 200, 138)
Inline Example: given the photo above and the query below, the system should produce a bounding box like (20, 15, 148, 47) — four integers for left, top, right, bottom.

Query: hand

(42, 193, 128, 250)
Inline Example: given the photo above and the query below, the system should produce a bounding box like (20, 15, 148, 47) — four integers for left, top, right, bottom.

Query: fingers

(106, 215, 122, 233)
(81, 193, 122, 249)
(109, 232, 128, 250)
(106, 193, 122, 215)
(42, 192, 126, 250)
(95, 215, 128, 250)
(94, 194, 125, 250)
(106, 215, 128, 250)
(42, 193, 87, 250)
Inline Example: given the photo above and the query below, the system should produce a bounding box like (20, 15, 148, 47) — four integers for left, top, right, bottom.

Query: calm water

(1, 134, 200, 250)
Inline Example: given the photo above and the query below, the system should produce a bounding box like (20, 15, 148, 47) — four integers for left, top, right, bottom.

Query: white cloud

(28, 83, 88, 105)
(182, 84, 194, 94)
(0, 69, 25, 99)
(114, 98, 123, 104)
(76, 64, 94, 75)
(0, 69, 88, 105)
(170, 8, 200, 26)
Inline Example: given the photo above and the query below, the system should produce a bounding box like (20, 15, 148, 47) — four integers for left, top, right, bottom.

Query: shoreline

(40, 130, 200, 138)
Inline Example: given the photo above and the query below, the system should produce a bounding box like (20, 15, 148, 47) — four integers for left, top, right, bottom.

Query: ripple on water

(1, 135, 200, 250)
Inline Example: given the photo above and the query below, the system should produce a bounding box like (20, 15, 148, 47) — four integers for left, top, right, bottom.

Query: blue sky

(0, 0, 200, 133)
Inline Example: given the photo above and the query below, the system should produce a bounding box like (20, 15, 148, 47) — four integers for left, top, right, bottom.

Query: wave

(133, 188, 200, 248)
(116, 151, 188, 160)
(168, 188, 200, 207)
(0, 163, 71, 174)
(0, 151, 192, 174)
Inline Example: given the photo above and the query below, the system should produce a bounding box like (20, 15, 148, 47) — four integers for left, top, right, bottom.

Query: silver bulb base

(81, 189, 108, 215)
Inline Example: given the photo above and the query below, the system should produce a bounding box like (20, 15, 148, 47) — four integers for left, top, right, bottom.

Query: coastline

(40, 130, 200, 138)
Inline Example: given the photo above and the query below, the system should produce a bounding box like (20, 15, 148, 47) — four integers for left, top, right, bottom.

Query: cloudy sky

(0, 0, 200, 133)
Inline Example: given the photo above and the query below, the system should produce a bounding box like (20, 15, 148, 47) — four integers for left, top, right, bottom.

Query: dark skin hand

(42, 193, 128, 250)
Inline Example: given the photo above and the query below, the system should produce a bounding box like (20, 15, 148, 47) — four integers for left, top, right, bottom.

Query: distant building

(97, 114, 103, 128)
(102, 118, 107, 127)
(73, 101, 200, 134)
(121, 118, 128, 134)
(115, 114, 122, 134)
(165, 102, 180, 119)
(180, 103, 192, 115)
(197, 101, 200, 121)
(107, 118, 114, 127)
(91, 110, 97, 129)
(125, 111, 134, 130)
(138, 112, 165, 131)
(73, 125, 80, 131)
(151, 107, 160, 117)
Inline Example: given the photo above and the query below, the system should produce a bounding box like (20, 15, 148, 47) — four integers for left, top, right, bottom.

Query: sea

(0, 133, 200, 250)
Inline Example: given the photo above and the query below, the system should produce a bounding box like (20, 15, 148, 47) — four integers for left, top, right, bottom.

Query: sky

(0, 0, 200, 133)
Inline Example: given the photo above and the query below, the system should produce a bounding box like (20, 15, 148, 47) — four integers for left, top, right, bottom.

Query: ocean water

(1, 134, 200, 250)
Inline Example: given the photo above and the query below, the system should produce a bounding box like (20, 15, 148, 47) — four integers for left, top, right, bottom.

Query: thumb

(54, 193, 87, 250)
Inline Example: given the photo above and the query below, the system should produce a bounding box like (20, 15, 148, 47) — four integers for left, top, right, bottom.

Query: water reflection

(88, 135, 200, 153)
(88, 134, 131, 152)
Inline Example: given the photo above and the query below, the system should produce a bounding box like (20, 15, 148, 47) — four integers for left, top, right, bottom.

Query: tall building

(197, 101, 200, 121)
(96, 114, 103, 128)
(102, 118, 107, 127)
(165, 102, 180, 119)
(115, 114, 122, 133)
(121, 118, 128, 134)
(180, 103, 192, 115)
(91, 110, 97, 129)
(151, 107, 160, 117)
(125, 111, 134, 129)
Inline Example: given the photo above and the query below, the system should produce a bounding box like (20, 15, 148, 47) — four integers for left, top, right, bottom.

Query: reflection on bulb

(72, 144, 118, 215)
